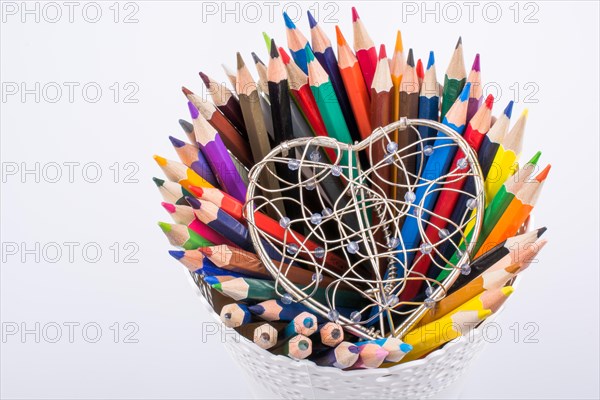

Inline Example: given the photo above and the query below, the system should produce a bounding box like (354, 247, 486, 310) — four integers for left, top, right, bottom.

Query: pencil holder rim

(243, 117, 486, 340)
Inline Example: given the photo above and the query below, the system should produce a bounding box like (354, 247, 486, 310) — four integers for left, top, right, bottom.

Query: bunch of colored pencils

(155, 7, 550, 368)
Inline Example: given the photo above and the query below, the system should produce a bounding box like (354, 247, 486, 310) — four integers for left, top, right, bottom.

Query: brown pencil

(200, 72, 248, 140)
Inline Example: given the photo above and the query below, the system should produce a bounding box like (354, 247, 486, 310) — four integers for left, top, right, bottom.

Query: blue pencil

(168, 250, 245, 279)
(308, 11, 360, 143)
(283, 12, 311, 74)
(248, 299, 354, 322)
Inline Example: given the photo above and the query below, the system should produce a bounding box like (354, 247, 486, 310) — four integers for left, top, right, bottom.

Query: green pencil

(158, 222, 213, 249)
(440, 37, 466, 120)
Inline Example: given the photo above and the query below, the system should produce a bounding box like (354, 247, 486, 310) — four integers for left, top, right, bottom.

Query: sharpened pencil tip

(351, 7, 359, 22)
(538, 226, 548, 237)
(185, 196, 201, 210)
(535, 164, 551, 181)
(458, 82, 471, 102)
(279, 47, 291, 64)
(528, 151, 542, 165)
(187, 185, 204, 198)
(416, 59, 424, 79)
(203, 276, 219, 285)
(305, 45, 316, 63)
(158, 221, 172, 233)
(262, 32, 271, 52)
(503, 101, 514, 118)
(178, 119, 194, 133)
(153, 155, 167, 166)
(152, 177, 165, 187)
(455, 36, 462, 48)
(283, 11, 296, 29)
(187, 101, 199, 119)
(406, 48, 414, 67)
(270, 39, 279, 58)
(168, 135, 186, 148)
(501, 286, 515, 296)
(307, 10, 317, 28)
(400, 343, 413, 353)
(198, 246, 213, 256)
(199, 72, 210, 88)
(394, 30, 403, 52)
(161, 202, 176, 213)
(521, 108, 529, 118)
(335, 25, 346, 46)
(181, 86, 193, 96)
(378, 44, 387, 60)
(251, 52, 264, 66)
(427, 51, 435, 69)
(484, 94, 494, 108)
(471, 53, 481, 72)
(236, 52, 246, 69)
(212, 282, 223, 291)
(168, 250, 185, 260)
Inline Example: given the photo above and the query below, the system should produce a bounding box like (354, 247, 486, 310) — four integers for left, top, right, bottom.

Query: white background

(1, 1, 599, 399)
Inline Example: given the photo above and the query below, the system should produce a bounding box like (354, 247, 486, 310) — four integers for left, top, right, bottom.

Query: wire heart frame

(244, 118, 485, 339)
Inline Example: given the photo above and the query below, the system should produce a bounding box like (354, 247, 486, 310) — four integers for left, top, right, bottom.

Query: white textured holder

(185, 270, 499, 400)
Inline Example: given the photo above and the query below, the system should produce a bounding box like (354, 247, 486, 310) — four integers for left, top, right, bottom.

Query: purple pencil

(313, 341, 360, 369)
(187, 101, 247, 202)
(168, 136, 218, 187)
(466, 54, 482, 123)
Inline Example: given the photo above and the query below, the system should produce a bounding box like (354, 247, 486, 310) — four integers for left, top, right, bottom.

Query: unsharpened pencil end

(158, 221, 172, 233)
(283, 11, 296, 29)
(472, 53, 481, 72)
(458, 82, 471, 102)
(307, 10, 317, 28)
(504, 101, 514, 118)
(427, 51, 435, 69)
(161, 202, 176, 213)
(152, 177, 165, 187)
(168, 135, 186, 148)
(484, 94, 494, 109)
(378, 44, 387, 60)
(348, 345, 360, 354)
(335, 25, 346, 46)
(169, 250, 185, 260)
(394, 30, 403, 52)
(153, 155, 167, 166)
(351, 7, 360, 22)
(406, 48, 415, 67)
(185, 196, 201, 210)
(187, 101, 200, 120)
(535, 164, 551, 182)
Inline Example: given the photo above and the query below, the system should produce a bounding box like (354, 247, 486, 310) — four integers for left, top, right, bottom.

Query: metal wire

(244, 118, 485, 339)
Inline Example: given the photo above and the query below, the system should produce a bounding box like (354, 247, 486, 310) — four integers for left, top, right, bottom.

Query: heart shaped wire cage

(243, 118, 485, 340)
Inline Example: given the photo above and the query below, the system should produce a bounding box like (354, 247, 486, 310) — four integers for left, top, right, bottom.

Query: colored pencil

(182, 87, 253, 168)
(251, 52, 270, 95)
(248, 299, 316, 322)
(351, 7, 378, 90)
(262, 31, 272, 52)
(416, 58, 424, 88)
(417, 51, 440, 168)
(390, 30, 405, 169)
(212, 277, 366, 308)
(235, 53, 284, 218)
(220, 303, 252, 328)
(308, 11, 360, 143)
(178, 118, 197, 145)
(168, 135, 218, 187)
(161, 202, 232, 246)
(221, 63, 238, 93)
(356, 337, 413, 363)
(336, 25, 372, 140)
(440, 37, 466, 120)
(401, 287, 513, 362)
(477, 165, 550, 257)
(187, 185, 348, 272)
(204, 275, 242, 284)
(478, 101, 514, 181)
(306, 45, 358, 179)
(352, 343, 389, 369)
(199, 72, 247, 139)
(283, 11, 311, 74)
(465, 54, 482, 123)
(185, 196, 254, 252)
(318, 322, 344, 347)
(268, 40, 304, 222)
(200, 244, 331, 286)
(153, 155, 215, 191)
(282, 311, 318, 338)
(370, 44, 393, 200)
(399, 95, 494, 301)
(313, 341, 360, 368)
(397, 48, 420, 183)
(273, 334, 312, 360)
(485, 109, 528, 204)
(152, 177, 193, 205)
(394, 83, 471, 268)
(157, 221, 213, 249)
(247, 322, 281, 350)
(436, 153, 542, 281)
(168, 249, 245, 279)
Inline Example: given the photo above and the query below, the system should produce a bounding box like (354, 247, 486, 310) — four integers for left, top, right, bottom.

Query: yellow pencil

(153, 155, 215, 191)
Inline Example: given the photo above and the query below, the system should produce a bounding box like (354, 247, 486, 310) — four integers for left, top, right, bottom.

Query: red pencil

(351, 7, 377, 91)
